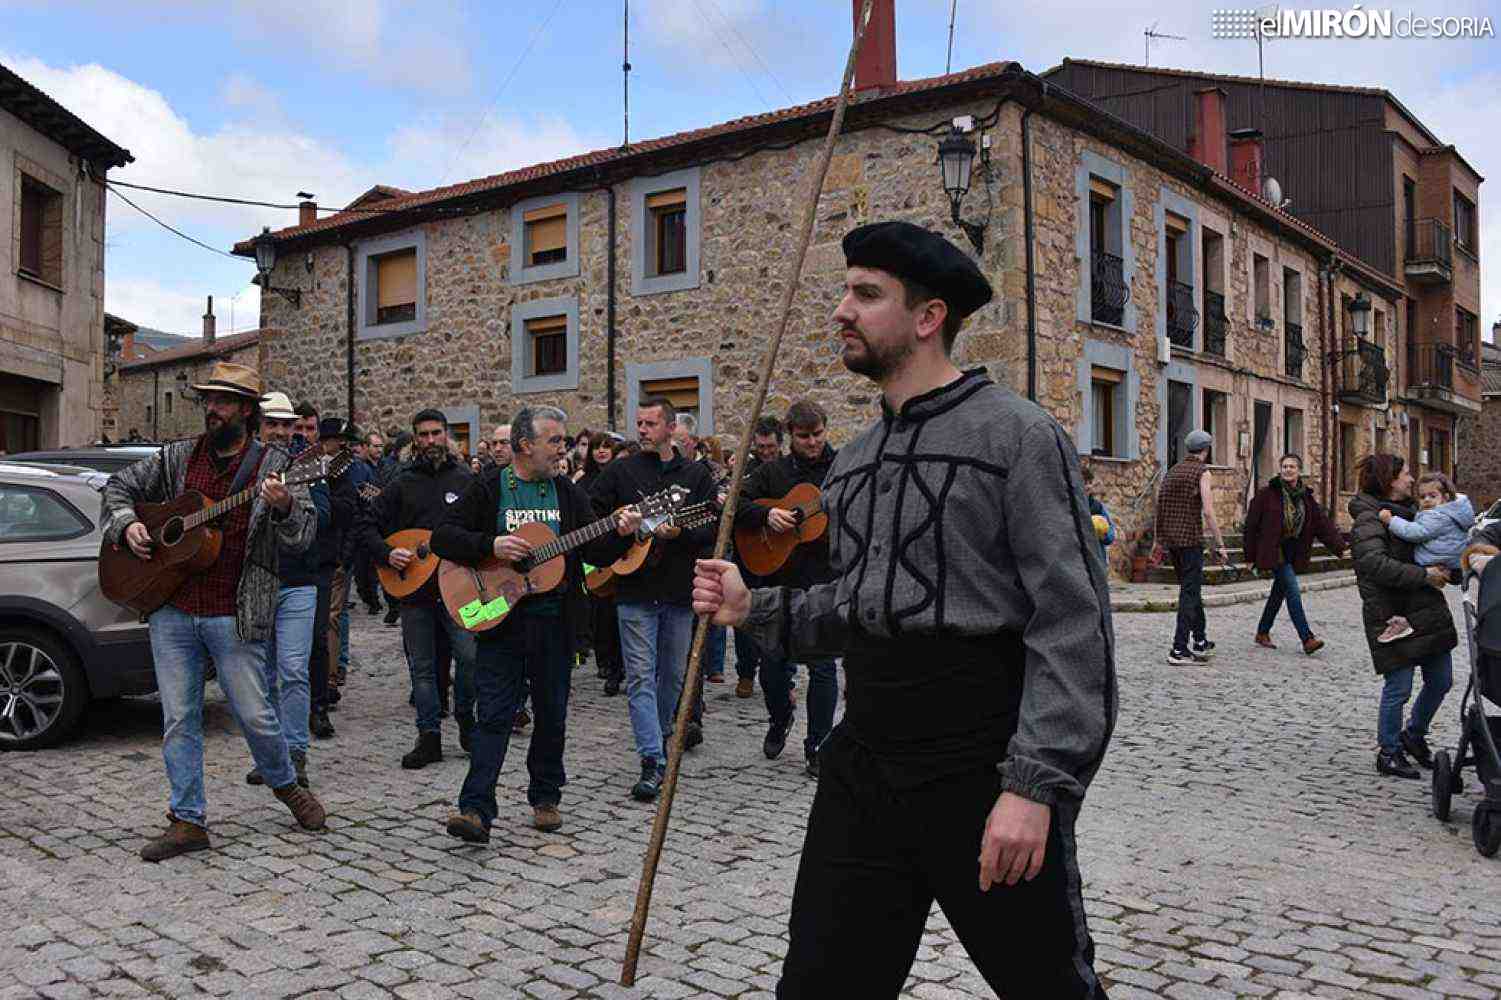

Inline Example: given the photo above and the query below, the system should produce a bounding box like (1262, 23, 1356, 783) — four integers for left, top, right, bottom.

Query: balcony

(1340, 339, 1389, 406)
(1166, 280, 1198, 349)
(1404, 341, 1482, 415)
(1404, 218, 1453, 285)
(1285, 322, 1306, 380)
(1090, 251, 1130, 326)
(1202, 289, 1227, 357)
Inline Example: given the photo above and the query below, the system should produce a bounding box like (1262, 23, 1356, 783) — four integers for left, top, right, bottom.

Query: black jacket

(357, 455, 474, 602)
(318, 469, 359, 570)
(279, 483, 331, 588)
(1348, 492, 1458, 674)
(734, 445, 837, 590)
(588, 447, 719, 605)
(431, 466, 616, 651)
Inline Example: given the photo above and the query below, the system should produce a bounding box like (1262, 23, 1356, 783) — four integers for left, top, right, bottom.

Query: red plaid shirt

(1154, 458, 1206, 549)
(170, 436, 263, 618)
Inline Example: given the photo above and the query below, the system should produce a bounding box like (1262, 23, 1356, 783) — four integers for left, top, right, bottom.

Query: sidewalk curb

(1111, 573, 1358, 613)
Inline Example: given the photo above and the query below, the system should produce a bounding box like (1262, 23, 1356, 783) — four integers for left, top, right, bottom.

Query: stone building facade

(241, 60, 1400, 578)
(1458, 334, 1501, 511)
(0, 62, 131, 450)
(113, 306, 264, 442)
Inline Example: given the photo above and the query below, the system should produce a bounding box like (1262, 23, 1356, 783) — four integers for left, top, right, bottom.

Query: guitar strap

(229, 439, 265, 496)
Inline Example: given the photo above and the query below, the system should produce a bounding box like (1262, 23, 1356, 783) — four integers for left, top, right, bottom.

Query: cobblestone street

(4, 584, 1500, 999)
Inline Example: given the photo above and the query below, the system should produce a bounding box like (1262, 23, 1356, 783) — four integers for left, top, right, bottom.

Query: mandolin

(733, 482, 827, 577)
(375, 528, 442, 600)
(99, 449, 350, 616)
(585, 501, 717, 597)
(442, 486, 690, 632)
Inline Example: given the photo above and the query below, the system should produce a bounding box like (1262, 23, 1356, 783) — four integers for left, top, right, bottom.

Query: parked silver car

(0, 462, 155, 749)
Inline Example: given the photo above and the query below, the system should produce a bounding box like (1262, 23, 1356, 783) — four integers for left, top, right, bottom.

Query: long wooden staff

(620, 1, 875, 987)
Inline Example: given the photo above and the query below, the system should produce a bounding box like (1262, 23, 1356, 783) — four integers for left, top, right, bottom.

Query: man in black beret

(694, 221, 1115, 997)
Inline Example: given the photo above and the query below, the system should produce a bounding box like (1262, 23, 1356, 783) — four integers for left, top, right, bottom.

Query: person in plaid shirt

(102, 362, 329, 862)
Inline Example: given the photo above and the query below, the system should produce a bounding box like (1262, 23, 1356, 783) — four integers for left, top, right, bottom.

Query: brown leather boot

(1254, 633, 1276, 649)
(533, 804, 563, 833)
(1303, 636, 1325, 655)
(273, 783, 327, 831)
(140, 814, 210, 862)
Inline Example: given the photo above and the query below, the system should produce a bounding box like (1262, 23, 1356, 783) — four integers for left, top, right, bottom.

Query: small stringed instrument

(585, 502, 717, 597)
(375, 528, 442, 600)
(98, 449, 350, 616)
(733, 482, 827, 577)
(442, 485, 688, 632)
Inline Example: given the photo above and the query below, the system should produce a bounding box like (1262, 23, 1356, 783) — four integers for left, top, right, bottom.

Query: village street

(2, 584, 1499, 999)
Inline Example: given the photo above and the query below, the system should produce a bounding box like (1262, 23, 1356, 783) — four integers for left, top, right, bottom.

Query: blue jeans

(1257, 538, 1312, 642)
(1170, 546, 1207, 651)
(705, 624, 727, 677)
(761, 651, 838, 758)
(264, 585, 317, 754)
(1378, 650, 1454, 753)
(733, 627, 761, 681)
(147, 606, 295, 826)
(616, 601, 695, 762)
(459, 615, 572, 827)
(399, 603, 476, 735)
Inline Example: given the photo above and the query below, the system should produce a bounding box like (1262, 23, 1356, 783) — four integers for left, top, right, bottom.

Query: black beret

(842, 221, 992, 319)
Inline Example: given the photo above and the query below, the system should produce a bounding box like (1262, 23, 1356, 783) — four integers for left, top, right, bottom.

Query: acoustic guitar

(375, 528, 442, 600)
(585, 501, 717, 597)
(441, 485, 689, 633)
(98, 449, 351, 616)
(733, 482, 827, 577)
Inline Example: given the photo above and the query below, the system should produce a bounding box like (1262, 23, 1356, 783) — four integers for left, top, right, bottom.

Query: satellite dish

(1262, 176, 1282, 206)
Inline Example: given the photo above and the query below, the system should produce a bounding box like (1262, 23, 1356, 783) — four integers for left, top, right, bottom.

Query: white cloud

(219, 73, 282, 120)
(107, 277, 262, 338)
(384, 113, 595, 193)
(637, 0, 796, 95)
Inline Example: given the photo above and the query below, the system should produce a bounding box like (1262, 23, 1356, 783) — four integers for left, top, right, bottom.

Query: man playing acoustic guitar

(101, 361, 329, 862)
(734, 399, 839, 779)
(431, 406, 642, 840)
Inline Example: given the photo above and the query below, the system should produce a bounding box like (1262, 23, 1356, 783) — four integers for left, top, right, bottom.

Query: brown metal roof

(117, 330, 262, 371)
(0, 62, 133, 169)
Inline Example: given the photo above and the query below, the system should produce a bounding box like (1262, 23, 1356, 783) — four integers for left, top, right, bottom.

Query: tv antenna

(946, 0, 959, 74)
(1144, 22, 1184, 66)
(623, 0, 632, 149)
(1254, 4, 1280, 134)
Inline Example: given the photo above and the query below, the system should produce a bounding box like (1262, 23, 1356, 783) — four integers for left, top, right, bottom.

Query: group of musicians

(102, 220, 1115, 998)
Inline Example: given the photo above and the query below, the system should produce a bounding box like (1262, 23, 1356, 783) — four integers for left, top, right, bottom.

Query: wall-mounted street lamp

(252, 227, 304, 308)
(1349, 290, 1372, 337)
(936, 120, 992, 255)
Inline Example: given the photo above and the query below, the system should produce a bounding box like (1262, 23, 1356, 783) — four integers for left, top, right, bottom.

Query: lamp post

(1350, 291, 1371, 338)
(253, 227, 303, 308)
(936, 123, 990, 255)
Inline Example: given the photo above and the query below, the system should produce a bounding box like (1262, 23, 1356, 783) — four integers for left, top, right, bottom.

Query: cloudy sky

(3, 0, 1496, 336)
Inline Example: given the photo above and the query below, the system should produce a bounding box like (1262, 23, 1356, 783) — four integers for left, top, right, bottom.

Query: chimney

(299, 198, 317, 226)
(1188, 88, 1228, 175)
(1228, 128, 1264, 197)
(203, 295, 215, 345)
(853, 0, 897, 91)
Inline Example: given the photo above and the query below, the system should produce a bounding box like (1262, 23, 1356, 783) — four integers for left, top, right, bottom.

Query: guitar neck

(528, 512, 625, 565)
(182, 454, 321, 531)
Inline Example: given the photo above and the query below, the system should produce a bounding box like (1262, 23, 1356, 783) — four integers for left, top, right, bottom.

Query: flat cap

(1184, 429, 1213, 454)
(842, 221, 992, 319)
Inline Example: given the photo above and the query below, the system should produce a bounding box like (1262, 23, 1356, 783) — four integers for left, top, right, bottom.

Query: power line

(105, 183, 247, 261)
(107, 178, 398, 214)
(452, 0, 569, 173)
(691, 0, 770, 106)
(701, 0, 793, 103)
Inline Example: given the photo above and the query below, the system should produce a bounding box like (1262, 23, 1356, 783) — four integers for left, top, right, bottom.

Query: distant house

(1, 60, 132, 450)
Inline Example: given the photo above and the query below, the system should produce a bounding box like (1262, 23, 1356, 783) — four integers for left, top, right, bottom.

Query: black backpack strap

(229, 439, 265, 496)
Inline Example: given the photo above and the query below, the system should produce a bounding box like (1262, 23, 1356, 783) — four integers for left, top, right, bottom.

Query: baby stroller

(1431, 542, 1501, 856)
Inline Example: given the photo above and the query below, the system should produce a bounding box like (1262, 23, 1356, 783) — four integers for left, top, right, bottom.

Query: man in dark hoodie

(735, 399, 838, 779)
(358, 408, 477, 768)
(588, 397, 719, 801)
(432, 406, 641, 840)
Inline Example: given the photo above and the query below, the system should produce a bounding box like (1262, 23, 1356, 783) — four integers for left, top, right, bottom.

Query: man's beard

(206, 413, 244, 450)
(840, 327, 911, 380)
(419, 444, 448, 468)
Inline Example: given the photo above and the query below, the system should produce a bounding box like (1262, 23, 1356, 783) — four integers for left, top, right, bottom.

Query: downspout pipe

(346, 245, 356, 424)
(1022, 99, 1038, 402)
(606, 182, 618, 430)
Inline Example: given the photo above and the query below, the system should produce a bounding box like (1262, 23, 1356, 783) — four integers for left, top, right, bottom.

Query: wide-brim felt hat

(192, 361, 263, 399)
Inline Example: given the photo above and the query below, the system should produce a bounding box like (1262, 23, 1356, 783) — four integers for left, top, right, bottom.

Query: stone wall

(1458, 398, 1501, 511)
(114, 339, 263, 442)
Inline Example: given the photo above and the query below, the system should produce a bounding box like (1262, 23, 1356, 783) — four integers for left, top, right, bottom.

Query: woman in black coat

(1245, 453, 1347, 654)
(1347, 453, 1457, 779)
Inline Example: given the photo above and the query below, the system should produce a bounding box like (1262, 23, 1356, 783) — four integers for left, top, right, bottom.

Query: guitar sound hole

(160, 517, 184, 546)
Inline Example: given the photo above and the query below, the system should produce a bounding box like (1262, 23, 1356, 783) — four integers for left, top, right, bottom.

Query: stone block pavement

(3, 585, 1500, 998)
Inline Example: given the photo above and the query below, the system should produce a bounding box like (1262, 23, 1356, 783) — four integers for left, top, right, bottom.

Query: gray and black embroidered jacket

(743, 369, 1117, 806)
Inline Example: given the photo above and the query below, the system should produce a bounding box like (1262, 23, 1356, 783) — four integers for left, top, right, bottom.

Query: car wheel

(0, 628, 88, 750)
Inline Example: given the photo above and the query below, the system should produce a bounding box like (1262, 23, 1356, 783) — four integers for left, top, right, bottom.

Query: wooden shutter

(376, 250, 417, 308)
(1089, 177, 1117, 201)
(1091, 365, 1124, 385)
(1165, 212, 1189, 235)
(641, 376, 699, 410)
(646, 188, 687, 210)
(527, 217, 566, 256)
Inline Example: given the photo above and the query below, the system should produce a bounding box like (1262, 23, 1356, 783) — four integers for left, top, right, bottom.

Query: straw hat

(191, 361, 262, 399)
(261, 391, 296, 420)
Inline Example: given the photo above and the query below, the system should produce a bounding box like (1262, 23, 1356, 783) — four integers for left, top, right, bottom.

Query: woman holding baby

(1348, 453, 1459, 780)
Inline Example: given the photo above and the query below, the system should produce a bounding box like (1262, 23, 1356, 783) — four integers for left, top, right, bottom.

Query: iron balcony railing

(1166, 280, 1198, 348)
(1202, 289, 1227, 357)
(1405, 217, 1453, 268)
(1408, 342, 1456, 391)
(1340, 339, 1389, 405)
(1284, 322, 1306, 380)
(1090, 251, 1130, 326)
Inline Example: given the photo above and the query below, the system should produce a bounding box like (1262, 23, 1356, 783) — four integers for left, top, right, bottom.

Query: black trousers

(308, 571, 333, 712)
(778, 731, 1107, 999)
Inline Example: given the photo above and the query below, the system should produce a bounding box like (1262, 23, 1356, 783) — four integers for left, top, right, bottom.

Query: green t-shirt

(498, 470, 563, 617)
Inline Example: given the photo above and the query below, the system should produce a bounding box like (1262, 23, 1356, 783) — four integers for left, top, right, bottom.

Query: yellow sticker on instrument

(458, 594, 511, 627)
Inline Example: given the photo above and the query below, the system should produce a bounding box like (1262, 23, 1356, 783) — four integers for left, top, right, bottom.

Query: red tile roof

(117, 329, 262, 371)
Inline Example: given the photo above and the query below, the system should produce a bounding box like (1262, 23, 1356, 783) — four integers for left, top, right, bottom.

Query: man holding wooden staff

(693, 221, 1115, 997)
